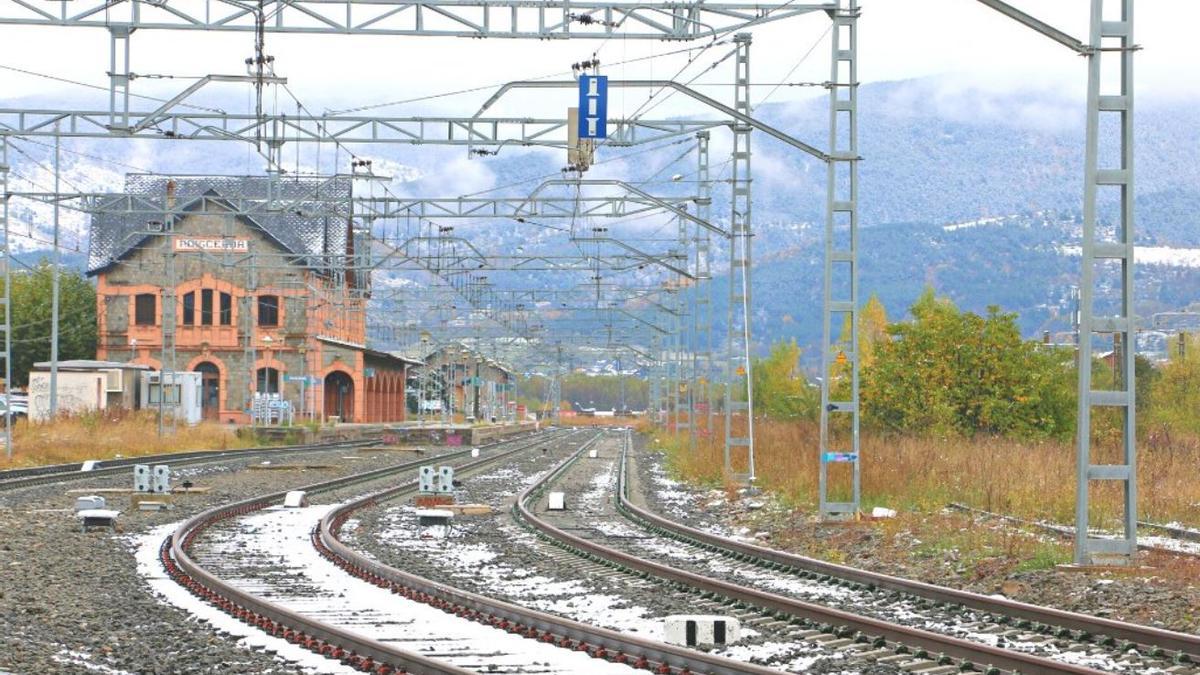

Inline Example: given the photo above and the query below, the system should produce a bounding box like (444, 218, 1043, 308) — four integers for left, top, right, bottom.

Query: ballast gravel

(0, 441, 454, 674)
(634, 435, 1200, 636)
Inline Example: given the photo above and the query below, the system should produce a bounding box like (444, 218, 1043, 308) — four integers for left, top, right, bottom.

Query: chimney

(166, 179, 177, 210)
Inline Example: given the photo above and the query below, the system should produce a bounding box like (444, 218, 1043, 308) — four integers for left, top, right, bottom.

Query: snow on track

(190, 504, 637, 674)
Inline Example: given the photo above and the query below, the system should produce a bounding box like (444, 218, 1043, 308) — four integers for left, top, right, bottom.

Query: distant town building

(417, 343, 515, 422)
(87, 175, 415, 424)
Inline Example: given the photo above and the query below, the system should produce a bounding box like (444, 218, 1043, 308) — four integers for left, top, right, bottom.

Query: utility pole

(1, 135, 12, 459)
(724, 33, 755, 485)
(157, 194, 178, 438)
(819, 0, 861, 519)
(1074, 0, 1138, 566)
(973, 0, 1138, 566)
(49, 125, 60, 417)
(695, 131, 714, 440)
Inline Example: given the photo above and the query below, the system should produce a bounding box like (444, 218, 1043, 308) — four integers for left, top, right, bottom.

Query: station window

(200, 289, 214, 326)
(134, 293, 157, 326)
(257, 294, 279, 327)
(256, 367, 280, 394)
(182, 292, 195, 326)
(219, 292, 232, 326)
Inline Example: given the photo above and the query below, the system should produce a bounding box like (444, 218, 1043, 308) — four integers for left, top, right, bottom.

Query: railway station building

(417, 343, 516, 422)
(87, 174, 416, 424)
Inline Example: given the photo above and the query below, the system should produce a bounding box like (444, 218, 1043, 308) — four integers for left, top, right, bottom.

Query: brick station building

(87, 175, 415, 424)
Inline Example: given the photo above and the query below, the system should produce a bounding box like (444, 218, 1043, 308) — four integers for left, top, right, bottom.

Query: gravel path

(0, 440, 458, 674)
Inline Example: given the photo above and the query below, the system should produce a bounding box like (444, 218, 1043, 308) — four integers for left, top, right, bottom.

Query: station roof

(315, 335, 421, 368)
(32, 360, 151, 371)
(87, 174, 353, 276)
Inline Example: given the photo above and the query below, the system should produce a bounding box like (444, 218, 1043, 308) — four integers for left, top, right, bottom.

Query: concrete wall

(28, 372, 107, 422)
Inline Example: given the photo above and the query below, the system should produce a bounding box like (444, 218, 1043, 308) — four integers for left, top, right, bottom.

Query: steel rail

(166, 427, 553, 675)
(945, 502, 1200, 560)
(0, 436, 382, 491)
(320, 429, 784, 675)
(514, 433, 1106, 675)
(618, 445, 1200, 665)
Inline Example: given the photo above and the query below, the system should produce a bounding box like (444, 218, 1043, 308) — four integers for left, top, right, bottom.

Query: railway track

(512, 432, 1110, 675)
(608, 433, 1200, 674)
(944, 502, 1200, 559)
(318, 430, 792, 675)
(0, 436, 385, 492)
(151, 425, 1200, 675)
(164, 428, 571, 675)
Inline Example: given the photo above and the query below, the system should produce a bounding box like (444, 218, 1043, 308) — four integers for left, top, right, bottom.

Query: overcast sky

(1, 0, 1196, 121)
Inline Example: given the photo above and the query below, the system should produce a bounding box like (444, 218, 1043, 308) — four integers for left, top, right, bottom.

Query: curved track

(512, 432, 1113, 675)
(319, 431, 786, 675)
(0, 436, 381, 492)
(149, 425, 1199, 675)
(165, 428, 549, 675)
(615, 434, 1200, 673)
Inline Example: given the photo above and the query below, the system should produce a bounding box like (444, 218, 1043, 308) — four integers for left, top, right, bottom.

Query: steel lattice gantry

(973, 0, 1138, 566)
(0, 109, 726, 148)
(0, 0, 847, 484)
(724, 33, 755, 484)
(1075, 0, 1138, 567)
(692, 131, 715, 446)
(818, 0, 860, 519)
(0, 0, 835, 38)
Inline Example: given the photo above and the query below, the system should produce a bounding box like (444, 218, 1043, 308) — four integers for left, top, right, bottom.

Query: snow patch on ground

(943, 215, 1009, 232)
(1060, 245, 1200, 268)
(52, 650, 136, 675)
(378, 503, 668, 640)
(127, 523, 351, 674)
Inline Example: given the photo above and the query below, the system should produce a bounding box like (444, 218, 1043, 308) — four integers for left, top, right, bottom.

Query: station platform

(248, 421, 538, 446)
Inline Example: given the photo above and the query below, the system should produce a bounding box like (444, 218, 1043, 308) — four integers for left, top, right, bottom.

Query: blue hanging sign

(822, 452, 858, 463)
(578, 75, 608, 139)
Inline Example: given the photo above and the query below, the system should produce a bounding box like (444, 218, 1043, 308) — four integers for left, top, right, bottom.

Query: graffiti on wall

(28, 373, 105, 422)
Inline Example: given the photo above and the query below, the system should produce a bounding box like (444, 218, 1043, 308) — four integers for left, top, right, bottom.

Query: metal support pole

(676, 207, 693, 442)
(244, 258, 257, 424)
(819, 0, 861, 518)
(49, 126, 60, 417)
(649, 333, 662, 422)
(695, 132, 715, 440)
(552, 344, 562, 425)
(158, 231, 177, 437)
(1, 135, 11, 458)
(108, 27, 133, 130)
(724, 33, 755, 485)
(667, 283, 679, 430)
(1075, 0, 1137, 566)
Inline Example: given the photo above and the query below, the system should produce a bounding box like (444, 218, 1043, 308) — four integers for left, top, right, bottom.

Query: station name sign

(173, 237, 250, 253)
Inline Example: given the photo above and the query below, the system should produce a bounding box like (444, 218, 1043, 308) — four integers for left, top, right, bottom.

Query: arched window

(256, 367, 280, 394)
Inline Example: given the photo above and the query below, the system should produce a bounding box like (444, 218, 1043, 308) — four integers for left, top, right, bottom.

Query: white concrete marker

(663, 615, 741, 647)
(283, 491, 309, 508)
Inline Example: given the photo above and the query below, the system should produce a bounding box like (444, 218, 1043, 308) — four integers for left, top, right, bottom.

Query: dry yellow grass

(558, 415, 648, 429)
(657, 419, 1200, 530)
(0, 409, 255, 468)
